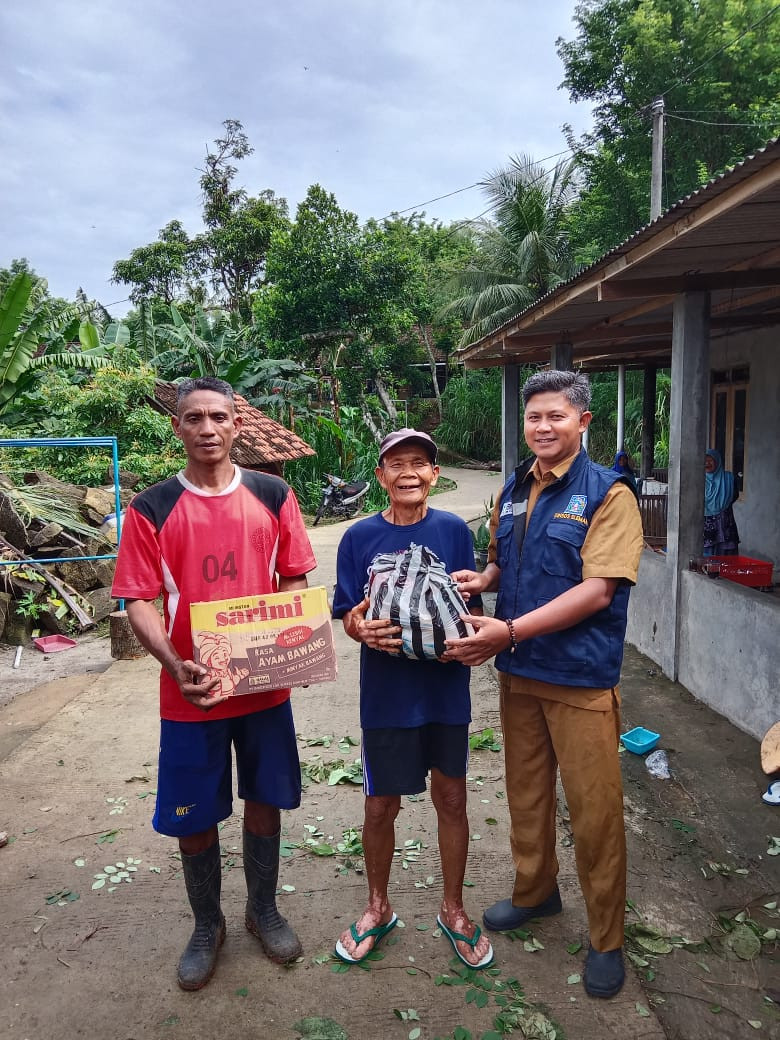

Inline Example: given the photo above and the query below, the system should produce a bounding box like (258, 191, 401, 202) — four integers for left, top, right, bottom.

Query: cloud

(2, 0, 590, 309)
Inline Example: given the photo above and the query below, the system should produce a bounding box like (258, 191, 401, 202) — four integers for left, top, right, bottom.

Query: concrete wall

(709, 326, 780, 566)
(627, 326, 780, 737)
(677, 570, 780, 739)
(626, 550, 675, 676)
(627, 561, 780, 738)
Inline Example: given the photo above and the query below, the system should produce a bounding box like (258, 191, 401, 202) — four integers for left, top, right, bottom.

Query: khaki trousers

(499, 675, 626, 952)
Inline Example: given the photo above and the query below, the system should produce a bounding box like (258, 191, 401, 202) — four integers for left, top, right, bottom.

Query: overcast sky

(2, 0, 591, 313)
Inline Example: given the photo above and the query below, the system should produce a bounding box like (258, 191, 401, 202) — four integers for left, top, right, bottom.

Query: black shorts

(361, 723, 469, 797)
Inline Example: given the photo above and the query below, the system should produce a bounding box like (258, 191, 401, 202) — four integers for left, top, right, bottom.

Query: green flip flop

(334, 912, 398, 964)
(437, 914, 495, 969)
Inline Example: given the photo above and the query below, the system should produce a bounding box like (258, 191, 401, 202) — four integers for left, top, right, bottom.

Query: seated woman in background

(612, 450, 638, 491)
(703, 449, 739, 557)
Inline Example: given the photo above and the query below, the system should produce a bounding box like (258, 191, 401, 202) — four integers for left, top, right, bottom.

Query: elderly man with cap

(331, 428, 494, 970)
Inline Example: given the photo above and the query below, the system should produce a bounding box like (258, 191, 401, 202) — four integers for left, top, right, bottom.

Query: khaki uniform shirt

(490, 452, 644, 709)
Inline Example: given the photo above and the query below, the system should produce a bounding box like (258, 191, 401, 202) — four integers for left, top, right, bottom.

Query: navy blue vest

(494, 449, 634, 688)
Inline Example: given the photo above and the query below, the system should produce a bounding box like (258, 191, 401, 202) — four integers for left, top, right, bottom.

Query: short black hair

(522, 369, 591, 413)
(176, 377, 235, 413)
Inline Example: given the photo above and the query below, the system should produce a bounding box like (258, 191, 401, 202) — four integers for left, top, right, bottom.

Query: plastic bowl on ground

(33, 634, 77, 653)
(620, 726, 661, 754)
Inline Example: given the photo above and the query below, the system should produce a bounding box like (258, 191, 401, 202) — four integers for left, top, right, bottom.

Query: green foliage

(558, 0, 780, 252)
(285, 408, 387, 515)
(587, 369, 671, 469)
(113, 120, 288, 319)
(111, 220, 196, 305)
(2, 365, 185, 487)
(440, 155, 578, 347)
(434, 370, 503, 461)
(0, 272, 108, 413)
(14, 591, 45, 621)
(469, 727, 502, 752)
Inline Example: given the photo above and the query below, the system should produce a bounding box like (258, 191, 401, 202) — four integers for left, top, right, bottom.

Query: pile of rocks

(0, 471, 132, 645)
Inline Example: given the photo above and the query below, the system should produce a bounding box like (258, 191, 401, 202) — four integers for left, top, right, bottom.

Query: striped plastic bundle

(366, 542, 473, 660)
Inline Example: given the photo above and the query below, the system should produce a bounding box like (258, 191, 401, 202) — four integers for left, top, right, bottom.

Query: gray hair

(522, 369, 591, 413)
(176, 377, 236, 412)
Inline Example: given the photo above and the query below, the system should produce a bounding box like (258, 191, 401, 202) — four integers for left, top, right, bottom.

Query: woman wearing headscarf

(611, 450, 638, 491)
(703, 449, 739, 556)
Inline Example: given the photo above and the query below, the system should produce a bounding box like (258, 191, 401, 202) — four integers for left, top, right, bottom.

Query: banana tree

(0, 272, 111, 412)
(147, 303, 252, 380)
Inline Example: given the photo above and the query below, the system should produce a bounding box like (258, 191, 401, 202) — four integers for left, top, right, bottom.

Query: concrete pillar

(616, 364, 626, 450)
(551, 341, 573, 371)
(641, 365, 657, 479)
(666, 291, 710, 678)
(502, 364, 521, 482)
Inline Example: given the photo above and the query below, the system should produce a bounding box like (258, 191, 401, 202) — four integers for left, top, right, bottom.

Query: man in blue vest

(445, 369, 643, 999)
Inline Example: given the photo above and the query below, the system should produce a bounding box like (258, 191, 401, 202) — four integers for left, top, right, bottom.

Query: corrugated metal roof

(153, 382, 316, 466)
(459, 136, 780, 369)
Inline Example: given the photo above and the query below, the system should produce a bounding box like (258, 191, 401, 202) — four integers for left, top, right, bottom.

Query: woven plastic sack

(366, 542, 473, 660)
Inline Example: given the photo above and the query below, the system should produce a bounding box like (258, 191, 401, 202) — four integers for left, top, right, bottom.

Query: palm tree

(441, 154, 578, 347)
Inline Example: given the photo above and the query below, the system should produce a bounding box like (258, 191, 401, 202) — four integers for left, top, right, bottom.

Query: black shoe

(482, 887, 563, 931)
(583, 946, 625, 998)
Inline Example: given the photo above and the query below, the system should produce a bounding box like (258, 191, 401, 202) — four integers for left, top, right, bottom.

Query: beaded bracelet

(505, 617, 517, 653)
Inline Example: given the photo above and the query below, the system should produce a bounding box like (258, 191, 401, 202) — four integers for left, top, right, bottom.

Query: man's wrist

(504, 617, 518, 653)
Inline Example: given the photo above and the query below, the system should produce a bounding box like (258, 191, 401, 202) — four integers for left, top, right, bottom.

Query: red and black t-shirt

(111, 467, 317, 722)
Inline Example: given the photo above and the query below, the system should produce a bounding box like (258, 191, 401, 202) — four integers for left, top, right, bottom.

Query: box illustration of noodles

(190, 585, 337, 695)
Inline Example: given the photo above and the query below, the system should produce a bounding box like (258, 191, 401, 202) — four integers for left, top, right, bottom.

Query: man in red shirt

(112, 377, 316, 990)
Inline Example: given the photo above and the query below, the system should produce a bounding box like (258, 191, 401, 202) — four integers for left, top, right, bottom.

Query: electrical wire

(666, 112, 779, 129)
(378, 146, 577, 224)
(382, 182, 482, 219)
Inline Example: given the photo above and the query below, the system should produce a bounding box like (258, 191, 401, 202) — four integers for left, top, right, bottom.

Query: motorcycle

(313, 473, 370, 526)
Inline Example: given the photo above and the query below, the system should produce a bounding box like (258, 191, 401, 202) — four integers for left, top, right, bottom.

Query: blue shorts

(153, 701, 301, 837)
(361, 724, 469, 797)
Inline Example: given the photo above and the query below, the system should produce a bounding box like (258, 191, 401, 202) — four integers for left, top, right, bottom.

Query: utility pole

(650, 96, 665, 221)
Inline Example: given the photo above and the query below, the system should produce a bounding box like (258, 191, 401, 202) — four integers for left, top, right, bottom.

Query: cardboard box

(190, 585, 337, 696)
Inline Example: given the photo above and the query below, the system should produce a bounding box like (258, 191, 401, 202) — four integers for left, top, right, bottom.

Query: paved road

(306, 464, 501, 594)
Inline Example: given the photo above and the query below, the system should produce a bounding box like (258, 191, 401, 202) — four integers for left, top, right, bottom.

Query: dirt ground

(1, 467, 778, 1040)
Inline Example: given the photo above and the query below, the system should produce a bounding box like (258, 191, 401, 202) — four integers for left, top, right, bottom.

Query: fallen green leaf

(293, 1016, 348, 1040)
(636, 1003, 651, 1017)
(726, 923, 762, 961)
(636, 935, 674, 954)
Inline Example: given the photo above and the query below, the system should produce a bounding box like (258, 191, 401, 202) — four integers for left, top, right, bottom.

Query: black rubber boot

(177, 843, 226, 991)
(243, 828, 303, 963)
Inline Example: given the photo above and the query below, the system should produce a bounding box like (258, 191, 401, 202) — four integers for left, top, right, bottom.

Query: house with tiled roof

(152, 381, 315, 476)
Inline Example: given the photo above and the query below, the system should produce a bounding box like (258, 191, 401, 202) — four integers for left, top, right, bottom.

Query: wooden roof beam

(598, 269, 780, 300)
